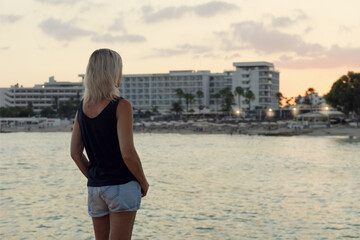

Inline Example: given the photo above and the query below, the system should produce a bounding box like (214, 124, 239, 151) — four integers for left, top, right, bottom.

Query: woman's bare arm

(70, 112, 89, 178)
(117, 99, 149, 197)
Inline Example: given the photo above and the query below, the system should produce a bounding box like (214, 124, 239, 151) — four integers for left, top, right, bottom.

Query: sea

(0, 132, 360, 239)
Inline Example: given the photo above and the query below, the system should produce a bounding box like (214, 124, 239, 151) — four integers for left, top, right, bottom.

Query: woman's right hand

(140, 181, 149, 197)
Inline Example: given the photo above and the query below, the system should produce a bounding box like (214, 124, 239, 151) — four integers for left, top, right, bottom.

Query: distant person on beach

(70, 49, 149, 240)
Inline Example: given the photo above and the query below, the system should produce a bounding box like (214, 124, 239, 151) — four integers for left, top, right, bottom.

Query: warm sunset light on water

(0, 0, 359, 98)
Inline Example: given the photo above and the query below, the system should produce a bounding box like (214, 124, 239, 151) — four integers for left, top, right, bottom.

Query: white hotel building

(1, 62, 280, 113)
(3, 76, 84, 112)
(232, 62, 280, 110)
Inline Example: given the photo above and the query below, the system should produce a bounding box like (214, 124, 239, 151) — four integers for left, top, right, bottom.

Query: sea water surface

(0, 132, 360, 239)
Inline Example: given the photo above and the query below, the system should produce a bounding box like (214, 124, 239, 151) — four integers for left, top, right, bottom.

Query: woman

(70, 49, 149, 240)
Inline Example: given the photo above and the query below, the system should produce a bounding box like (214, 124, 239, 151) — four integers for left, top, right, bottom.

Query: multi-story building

(0, 88, 7, 107)
(1, 61, 280, 114)
(120, 70, 210, 112)
(4, 76, 84, 112)
(208, 71, 233, 107)
(232, 62, 280, 110)
(295, 92, 325, 106)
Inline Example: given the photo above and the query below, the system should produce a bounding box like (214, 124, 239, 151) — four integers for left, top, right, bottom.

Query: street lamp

(266, 108, 274, 118)
(234, 108, 241, 119)
(292, 107, 298, 120)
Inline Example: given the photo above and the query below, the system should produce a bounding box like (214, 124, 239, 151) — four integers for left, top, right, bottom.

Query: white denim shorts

(87, 181, 141, 217)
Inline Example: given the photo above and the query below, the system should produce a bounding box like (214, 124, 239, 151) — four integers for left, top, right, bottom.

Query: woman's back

(82, 98, 112, 119)
(77, 97, 136, 187)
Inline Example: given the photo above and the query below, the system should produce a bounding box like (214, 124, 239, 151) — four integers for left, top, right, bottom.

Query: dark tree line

(325, 71, 360, 114)
(0, 98, 80, 119)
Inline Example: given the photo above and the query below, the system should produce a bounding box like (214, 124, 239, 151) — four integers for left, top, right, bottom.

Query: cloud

(79, 1, 106, 12)
(230, 21, 325, 57)
(224, 53, 240, 60)
(275, 45, 360, 69)
(214, 31, 246, 51)
(271, 17, 295, 28)
(0, 15, 22, 23)
(293, 9, 308, 21)
(0, 46, 10, 50)
(142, 5, 189, 22)
(34, 0, 81, 4)
(304, 26, 312, 34)
(91, 33, 146, 43)
(39, 18, 92, 41)
(142, 1, 239, 23)
(149, 44, 211, 57)
(279, 55, 293, 61)
(270, 10, 308, 28)
(108, 17, 125, 32)
(338, 25, 351, 33)
(193, 1, 238, 17)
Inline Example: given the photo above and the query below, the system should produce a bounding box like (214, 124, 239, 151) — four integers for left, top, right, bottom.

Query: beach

(2, 121, 360, 138)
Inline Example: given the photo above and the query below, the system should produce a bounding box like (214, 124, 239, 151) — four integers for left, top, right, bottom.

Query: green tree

(214, 93, 221, 116)
(325, 71, 360, 114)
(234, 86, 244, 109)
(305, 87, 316, 110)
(175, 88, 184, 104)
(25, 102, 36, 117)
(171, 102, 183, 118)
(58, 98, 80, 119)
(52, 96, 59, 113)
(219, 87, 235, 114)
(196, 90, 204, 111)
(0, 106, 35, 117)
(184, 93, 195, 112)
(136, 109, 144, 118)
(40, 107, 56, 118)
(144, 110, 152, 118)
(244, 90, 255, 111)
(151, 106, 159, 115)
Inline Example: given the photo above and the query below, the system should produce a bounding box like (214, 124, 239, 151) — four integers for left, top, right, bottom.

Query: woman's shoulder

(116, 98, 133, 115)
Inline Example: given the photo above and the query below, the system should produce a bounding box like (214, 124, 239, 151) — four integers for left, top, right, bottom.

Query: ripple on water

(1, 133, 360, 239)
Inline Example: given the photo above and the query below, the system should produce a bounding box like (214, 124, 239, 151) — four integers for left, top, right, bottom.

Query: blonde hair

(83, 49, 122, 104)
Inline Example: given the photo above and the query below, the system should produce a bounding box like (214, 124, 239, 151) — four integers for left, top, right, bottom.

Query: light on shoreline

(234, 108, 241, 117)
(266, 108, 274, 118)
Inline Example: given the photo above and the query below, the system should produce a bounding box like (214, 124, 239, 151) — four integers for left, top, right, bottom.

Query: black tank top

(77, 97, 136, 186)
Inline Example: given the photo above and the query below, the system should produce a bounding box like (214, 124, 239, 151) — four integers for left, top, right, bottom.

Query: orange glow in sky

(0, 0, 359, 98)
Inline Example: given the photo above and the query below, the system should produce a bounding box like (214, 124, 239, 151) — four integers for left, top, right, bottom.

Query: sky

(0, 0, 359, 98)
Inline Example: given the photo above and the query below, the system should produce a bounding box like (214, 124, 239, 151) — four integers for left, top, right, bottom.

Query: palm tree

(234, 86, 244, 110)
(245, 90, 255, 111)
(171, 102, 183, 118)
(275, 92, 285, 108)
(214, 93, 221, 117)
(306, 87, 316, 111)
(151, 106, 159, 115)
(184, 93, 195, 112)
(276, 92, 285, 118)
(175, 88, 184, 104)
(219, 87, 235, 115)
(196, 90, 204, 111)
(52, 96, 59, 115)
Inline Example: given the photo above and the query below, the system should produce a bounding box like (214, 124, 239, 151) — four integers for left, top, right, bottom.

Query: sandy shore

(1, 124, 74, 133)
(133, 122, 360, 138)
(2, 122, 360, 138)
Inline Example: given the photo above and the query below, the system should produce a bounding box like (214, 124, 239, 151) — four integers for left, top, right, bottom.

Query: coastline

(2, 122, 359, 138)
